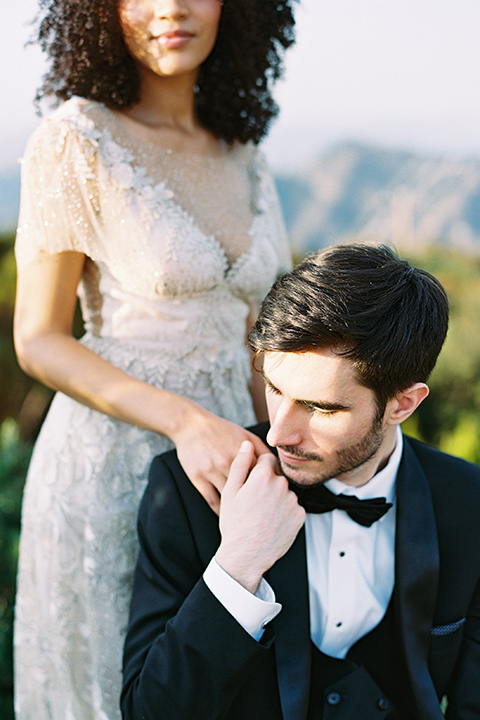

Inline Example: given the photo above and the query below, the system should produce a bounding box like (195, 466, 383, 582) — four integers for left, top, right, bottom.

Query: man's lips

(277, 448, 310, 466)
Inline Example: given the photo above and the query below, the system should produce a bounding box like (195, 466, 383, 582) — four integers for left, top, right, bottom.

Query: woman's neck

(116, 67, 220, 154)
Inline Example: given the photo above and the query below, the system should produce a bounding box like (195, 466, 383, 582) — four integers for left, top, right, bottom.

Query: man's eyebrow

(300, 399, 351, 412)
(261, 372, 351, 412)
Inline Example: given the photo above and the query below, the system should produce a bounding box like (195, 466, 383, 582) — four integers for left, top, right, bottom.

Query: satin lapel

(266, 526, 311, 720)
(395, 439, 443, 719)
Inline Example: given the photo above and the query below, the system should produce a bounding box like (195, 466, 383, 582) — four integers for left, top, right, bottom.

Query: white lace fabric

(14, 97, 291, 720)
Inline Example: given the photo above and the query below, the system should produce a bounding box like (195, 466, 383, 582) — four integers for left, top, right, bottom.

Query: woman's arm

(14, 251, 269, 511)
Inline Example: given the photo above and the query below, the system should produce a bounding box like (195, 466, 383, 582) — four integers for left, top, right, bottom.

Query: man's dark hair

(249, 244, 449, 415)
(32, 0, 296, 144)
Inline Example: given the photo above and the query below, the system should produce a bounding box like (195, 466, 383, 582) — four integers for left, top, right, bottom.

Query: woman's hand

(15, 251, 271, 514)
(171, 404, 271, 514)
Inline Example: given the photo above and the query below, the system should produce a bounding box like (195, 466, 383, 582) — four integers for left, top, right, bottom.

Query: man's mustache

(277, 445, 324, 463)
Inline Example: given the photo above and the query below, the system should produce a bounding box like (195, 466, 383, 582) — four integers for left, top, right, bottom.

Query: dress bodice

(16, 98, 291, 365)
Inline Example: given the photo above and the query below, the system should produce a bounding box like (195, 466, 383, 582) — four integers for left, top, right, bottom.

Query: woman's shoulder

(24, 97, 107, 159)
(231, 138, 261, 161)
(228, 139, 273, 182)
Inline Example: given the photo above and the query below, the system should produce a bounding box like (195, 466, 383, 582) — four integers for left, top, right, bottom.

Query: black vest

(307, 595, 416, 719)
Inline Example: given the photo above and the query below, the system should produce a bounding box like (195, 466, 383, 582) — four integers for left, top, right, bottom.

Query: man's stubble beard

(278, 416, 385, 489)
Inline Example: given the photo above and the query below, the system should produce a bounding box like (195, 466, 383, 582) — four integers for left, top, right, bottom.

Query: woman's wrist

(152, 390, 206, 444)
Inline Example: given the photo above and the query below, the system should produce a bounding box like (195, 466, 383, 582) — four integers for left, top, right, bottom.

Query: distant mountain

(3, 143, 480, 256)
(276, 142, 480, 255)
(0, 166, 20, 233)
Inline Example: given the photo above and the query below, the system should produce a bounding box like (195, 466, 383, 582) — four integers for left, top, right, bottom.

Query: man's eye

(304, 403, 336, 416)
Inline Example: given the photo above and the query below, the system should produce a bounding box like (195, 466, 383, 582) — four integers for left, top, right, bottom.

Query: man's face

(263, 349, 394, 488)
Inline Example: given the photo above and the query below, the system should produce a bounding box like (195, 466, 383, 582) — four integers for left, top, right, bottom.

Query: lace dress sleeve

(15, 115, 102, 269)
(254, 146, 293, 276)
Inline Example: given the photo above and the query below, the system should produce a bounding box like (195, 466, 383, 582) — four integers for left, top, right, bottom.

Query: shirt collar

(325, 426, 403, 504)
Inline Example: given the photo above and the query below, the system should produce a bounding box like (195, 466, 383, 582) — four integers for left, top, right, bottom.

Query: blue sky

(2, 0, 480, 173)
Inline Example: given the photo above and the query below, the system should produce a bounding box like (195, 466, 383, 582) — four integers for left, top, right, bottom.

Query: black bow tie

(291, 483, 393, 527)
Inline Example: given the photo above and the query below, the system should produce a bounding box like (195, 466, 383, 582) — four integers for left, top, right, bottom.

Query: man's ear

(384, 383, 430, 426)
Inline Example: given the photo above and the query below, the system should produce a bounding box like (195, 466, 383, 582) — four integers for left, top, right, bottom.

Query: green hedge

(0, 421, 32, 720)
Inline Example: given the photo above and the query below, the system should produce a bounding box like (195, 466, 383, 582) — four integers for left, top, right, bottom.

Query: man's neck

(336, 425, 399, 488)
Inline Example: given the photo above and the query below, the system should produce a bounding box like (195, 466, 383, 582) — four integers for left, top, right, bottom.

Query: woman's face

(117, 0, 223, 80)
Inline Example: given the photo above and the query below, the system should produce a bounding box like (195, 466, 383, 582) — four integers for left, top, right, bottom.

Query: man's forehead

(263, 349, 361, 399)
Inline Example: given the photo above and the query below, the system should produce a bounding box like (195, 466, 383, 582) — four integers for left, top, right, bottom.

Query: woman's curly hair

(34, 0, 297, 143)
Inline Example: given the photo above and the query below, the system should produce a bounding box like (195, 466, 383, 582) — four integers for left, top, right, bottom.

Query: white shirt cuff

(203, 558, 282, 641)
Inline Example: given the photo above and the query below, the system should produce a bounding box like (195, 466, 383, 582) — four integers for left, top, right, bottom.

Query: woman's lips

(155, 31, 194, 49)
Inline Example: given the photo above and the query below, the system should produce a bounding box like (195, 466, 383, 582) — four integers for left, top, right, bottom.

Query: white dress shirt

(204, 427, 403, 658)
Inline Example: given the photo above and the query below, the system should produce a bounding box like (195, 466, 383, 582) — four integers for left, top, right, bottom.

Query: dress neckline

(99, 103, 238, 162)
(80, 99, 261, 275)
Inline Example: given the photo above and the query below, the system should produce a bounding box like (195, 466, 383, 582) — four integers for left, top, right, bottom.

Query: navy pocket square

(431, 618, 466, 636)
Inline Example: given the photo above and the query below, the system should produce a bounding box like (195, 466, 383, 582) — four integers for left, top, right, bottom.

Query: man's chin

(287, 477, 328, 491)
(278, 460, 329, 489)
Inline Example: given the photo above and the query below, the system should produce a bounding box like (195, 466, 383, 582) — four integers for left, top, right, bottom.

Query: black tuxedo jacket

(121, 426, 480, 720)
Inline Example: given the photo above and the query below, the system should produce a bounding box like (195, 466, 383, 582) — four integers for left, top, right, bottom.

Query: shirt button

(326, 691, 341, 705)
(377, 698, 389, 711)
(339, 551, 345, 557)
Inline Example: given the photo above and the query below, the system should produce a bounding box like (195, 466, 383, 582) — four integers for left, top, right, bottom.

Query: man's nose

(266, 400, 303, 448)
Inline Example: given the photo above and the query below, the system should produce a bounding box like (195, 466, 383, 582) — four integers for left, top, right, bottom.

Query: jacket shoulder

(405, 435, 480, 483)
(404, 435, 480, 529)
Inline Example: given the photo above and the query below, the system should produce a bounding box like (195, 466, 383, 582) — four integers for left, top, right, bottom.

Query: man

(121, 244, 480, 720)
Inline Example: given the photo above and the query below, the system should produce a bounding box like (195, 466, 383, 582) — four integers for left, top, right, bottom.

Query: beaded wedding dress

(14, 97, 291, 720)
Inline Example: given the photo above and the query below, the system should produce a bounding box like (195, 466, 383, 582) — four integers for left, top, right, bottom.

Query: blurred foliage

(0, 232, 479, 717)
(401, 246, 480, 464)
(0, 233, 54, 441)
(0, 421, 32, 720)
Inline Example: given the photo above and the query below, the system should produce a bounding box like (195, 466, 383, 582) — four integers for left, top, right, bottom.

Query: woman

(13, 0, 296, 718)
